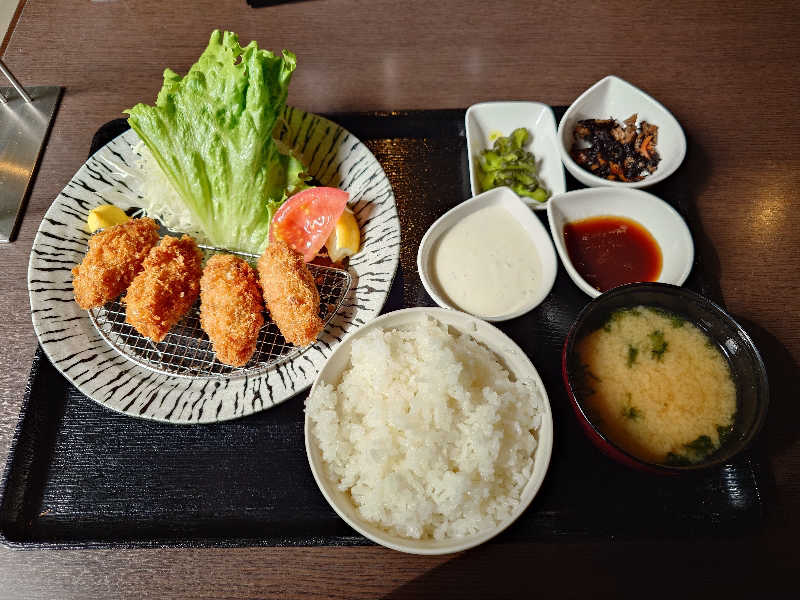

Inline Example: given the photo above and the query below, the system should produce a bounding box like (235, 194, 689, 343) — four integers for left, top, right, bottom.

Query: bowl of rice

(305, 307, 553, 554)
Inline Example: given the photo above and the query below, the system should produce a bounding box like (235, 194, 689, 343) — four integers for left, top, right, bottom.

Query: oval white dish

(466, 101, 565, 210)
(28, 107, 400, 424)
(557, 75, 687, 189)
(304, 307, 554, 555)
(417, 186, 557, 321)
(546, 187, 694, 298)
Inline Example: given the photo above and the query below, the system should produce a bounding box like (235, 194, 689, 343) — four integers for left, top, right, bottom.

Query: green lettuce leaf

(125, 30, 302, 253)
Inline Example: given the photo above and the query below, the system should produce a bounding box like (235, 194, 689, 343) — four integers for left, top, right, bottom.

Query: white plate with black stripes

(28, 107, 400, 424)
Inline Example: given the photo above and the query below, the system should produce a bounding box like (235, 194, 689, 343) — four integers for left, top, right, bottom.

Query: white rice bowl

(305, 308, 553, 555)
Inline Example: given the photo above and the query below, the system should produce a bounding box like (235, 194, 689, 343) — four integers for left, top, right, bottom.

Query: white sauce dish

(547, 187, 694, 298)
(418, 186, 558, 321)
(557, 75, 687, 189)
(466, 101, 566, 210)
(305, 307, 554, 555)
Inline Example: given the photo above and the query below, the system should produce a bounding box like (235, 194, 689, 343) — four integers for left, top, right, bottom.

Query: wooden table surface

(1, 1, 798, 597)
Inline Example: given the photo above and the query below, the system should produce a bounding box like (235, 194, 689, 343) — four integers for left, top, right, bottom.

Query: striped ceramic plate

(28, 108, 400, 424)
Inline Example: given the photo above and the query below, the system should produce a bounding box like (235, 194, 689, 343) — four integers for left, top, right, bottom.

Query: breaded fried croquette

(200, 254, 265, 367)
(257, 239, 323, 347)
(72, 217, 160, 309)
(125, 235, 203, 342)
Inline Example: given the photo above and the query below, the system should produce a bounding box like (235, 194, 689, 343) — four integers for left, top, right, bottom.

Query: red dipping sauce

(563, 216, 662, 292)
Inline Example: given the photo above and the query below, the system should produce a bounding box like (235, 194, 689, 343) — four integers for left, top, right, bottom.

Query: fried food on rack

(199, 254, 265, 367)
(72, 217, 160, 309)
(257, 239, 323, 347)
(124, 235, 203, 342)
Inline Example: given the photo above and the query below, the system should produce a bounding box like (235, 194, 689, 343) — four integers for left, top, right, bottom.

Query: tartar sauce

(432, 204, 541, 317)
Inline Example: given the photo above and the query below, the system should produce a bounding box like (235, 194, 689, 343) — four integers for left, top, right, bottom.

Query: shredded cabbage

(137, 144, 205, 240)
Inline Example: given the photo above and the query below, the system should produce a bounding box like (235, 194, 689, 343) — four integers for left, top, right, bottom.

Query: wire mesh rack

(89, 248, 352, 380)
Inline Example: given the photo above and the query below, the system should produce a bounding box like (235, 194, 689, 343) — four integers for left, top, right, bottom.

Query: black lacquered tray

(0, 108, 769, 548)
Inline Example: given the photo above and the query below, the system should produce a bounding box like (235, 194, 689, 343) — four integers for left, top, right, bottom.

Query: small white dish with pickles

(557, 75, 687, 189)
(466, 101, 566, 210)
(418, 186, 557, 321)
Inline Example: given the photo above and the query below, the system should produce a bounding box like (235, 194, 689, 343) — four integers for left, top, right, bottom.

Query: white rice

(306, 318, 543, 540)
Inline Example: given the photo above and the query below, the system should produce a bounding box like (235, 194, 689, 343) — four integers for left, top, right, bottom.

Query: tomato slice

(269, 187, 349, 262)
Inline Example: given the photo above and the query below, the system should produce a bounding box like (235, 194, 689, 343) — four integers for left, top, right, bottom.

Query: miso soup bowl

(562, 283, 768, 474)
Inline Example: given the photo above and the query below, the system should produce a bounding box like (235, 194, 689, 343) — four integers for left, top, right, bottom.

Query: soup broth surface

(576, 306, 736, 464)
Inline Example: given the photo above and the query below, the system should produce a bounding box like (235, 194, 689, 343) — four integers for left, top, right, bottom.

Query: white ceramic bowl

(547, 187, 694, 298)
(557, 75, 687, 188)
(304, 307, 554, 555)
(417, 186, 557, 321)
(466, 101, 566, 209)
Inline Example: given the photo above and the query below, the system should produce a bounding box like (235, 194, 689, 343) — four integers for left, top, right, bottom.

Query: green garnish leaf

(666, 434, 723, 465)
(621, 405, 641, 421)
(620, 392, 641, 420)
(665, 452, 692, 466)
(626, 344, 639, 367)
(125, 30, 303, 253)
(649, 330, 668, 360)
(685, 435, 714, 454)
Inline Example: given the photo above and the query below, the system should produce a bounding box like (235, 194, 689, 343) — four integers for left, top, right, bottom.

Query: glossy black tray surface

(0, 108, 768, 548)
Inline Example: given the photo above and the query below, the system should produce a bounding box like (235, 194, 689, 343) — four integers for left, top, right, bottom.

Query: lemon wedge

(87, 205, 130, 233)
(326, 208, 360, 263)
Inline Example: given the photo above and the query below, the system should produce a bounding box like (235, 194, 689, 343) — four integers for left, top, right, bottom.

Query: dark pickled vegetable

(571, 114, 660, 182)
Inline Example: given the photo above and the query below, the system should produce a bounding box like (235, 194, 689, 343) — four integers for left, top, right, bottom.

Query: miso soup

(576, 306, 736, 464)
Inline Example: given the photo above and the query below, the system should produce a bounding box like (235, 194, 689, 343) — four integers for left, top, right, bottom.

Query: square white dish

(466, 101, 566, 210)
(557, 75, 687, 188)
